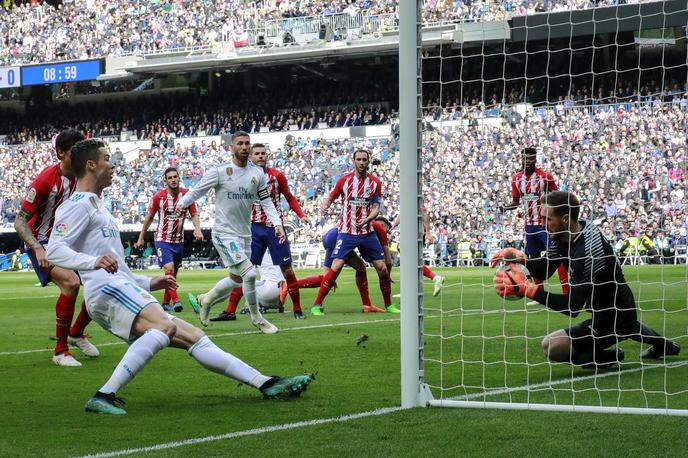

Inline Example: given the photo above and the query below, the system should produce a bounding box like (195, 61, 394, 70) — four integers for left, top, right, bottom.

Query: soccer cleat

(385, 304, 401, 314)
(210, 311, 236, 322)
(279, 282, 289, 305)
(68, 335, 100, 357)
(252, 315, 279, 334)
(85, 391, 126, 415)
(162, 303, 173, 312)
(526, 300, 539, 306)
(362, 305, 386, 313)
(433, 275, 445, 297)
(293, 310, 306, 319)
(311, 305, 324, 316)
(260, 375, 312, 399)
(582, 348, 625, 370)
(641, 341, 681, 359)
(172, 301, 183, 313)
(189, 293, 211, 327)
(52, 352, 82, 367)
(240, 305, 267, 315)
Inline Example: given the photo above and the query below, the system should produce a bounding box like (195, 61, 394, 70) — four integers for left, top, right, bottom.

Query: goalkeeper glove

(489, 248, 527, 268)
(493, 268, 538, 300)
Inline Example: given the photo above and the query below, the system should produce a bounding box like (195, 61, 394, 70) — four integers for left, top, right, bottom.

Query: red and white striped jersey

(149, 188, 197, 243)
(20, 164, 76, 243)
(330, 172, 383, 235)
(511, 168, 557, 226)
(251, 167, 305, 226)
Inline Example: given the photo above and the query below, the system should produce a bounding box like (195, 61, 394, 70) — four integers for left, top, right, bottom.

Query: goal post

(400, 0, 688, 415)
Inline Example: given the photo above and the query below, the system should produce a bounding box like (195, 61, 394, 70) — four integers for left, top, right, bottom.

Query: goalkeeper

(491, 191, 680, 368)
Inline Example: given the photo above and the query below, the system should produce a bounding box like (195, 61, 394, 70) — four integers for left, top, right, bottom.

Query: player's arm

(322, 177, 344, 213)
(187, 201, 203, 241)
(524, 256, 563, 281)
(176, 167, 219, 214)
(46, 204, 117, 272)
(531, 283, 590, 317)
(135, 212, 156, 249)
(501, 177, 521, 212)
(422, 208, 435, 243)
(14, 209, 41, 250)
(15, 181, 50, 267)
(257, 174, 286, 243)
(277, 172, 309, 224)
(383, 244, 392, 274)
(391, 214, 400, 230)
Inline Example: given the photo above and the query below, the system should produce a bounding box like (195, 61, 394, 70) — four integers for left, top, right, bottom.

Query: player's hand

(33, 246, 51, 270)
(489, 248, 527, 268)
(274, 225, 286, 244)
(95, 254, 118, 273)
(174, 203, 185, 217)
(193, 229, 204, 241)
(134, 238, 145, 250)
(301, 215, 311, 226)
(493, 268, 538, 300)
(151, 274, 178, 292)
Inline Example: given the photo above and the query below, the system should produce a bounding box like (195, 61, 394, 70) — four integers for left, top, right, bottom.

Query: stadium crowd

(1, 98, 686, 265)
(0, 0, 666, 66)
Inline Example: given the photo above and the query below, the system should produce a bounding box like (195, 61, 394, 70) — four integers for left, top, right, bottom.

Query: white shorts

(256, 279, 280, 307)
(213, 234, 251, 268)
(89, 280, 159, 342)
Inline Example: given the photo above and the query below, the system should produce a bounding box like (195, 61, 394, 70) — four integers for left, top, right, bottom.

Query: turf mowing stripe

(0, 317, 402, 356)
(73, 406, 404, 458)
(453, 360, 688, 401)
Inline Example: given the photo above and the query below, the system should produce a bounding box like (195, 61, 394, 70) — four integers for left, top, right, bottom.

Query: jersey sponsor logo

(349, 197, 370, 206)
(227, 187, 255, 200)
(26, 188, 37, 203)
(100, 227, 120, 238)
(54, 222, 68, 236)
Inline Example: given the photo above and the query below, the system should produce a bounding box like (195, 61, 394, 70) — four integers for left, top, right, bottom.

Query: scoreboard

(0, 66, 21, 89)
(21, 60, 102, 86)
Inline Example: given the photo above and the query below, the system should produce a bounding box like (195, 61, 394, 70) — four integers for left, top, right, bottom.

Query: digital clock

(21, 60, 102, 86)
(0, 66, 21, 89)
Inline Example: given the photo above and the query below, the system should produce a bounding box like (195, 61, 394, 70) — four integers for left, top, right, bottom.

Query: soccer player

(46, 139, 311, 415)
(177, 131, 285, 333)
(501, 147, 568, 302)
(390, 207, 445, 296)
(492, 191, 680, 368)
(15, 129, 99, 367)
(312, 149, 394, 315)
(248, 144, 311, 319)
(135, 167, 204, 312)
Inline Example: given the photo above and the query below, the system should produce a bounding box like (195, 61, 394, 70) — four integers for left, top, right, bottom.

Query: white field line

(0, 317, 401, 356)
(73, 406, 404, 458)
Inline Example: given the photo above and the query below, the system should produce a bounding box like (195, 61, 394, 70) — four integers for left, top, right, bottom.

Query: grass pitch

(1, 265, 686, 457)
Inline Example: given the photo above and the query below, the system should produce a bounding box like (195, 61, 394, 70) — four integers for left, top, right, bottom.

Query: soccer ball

(496, 263, 532, 301)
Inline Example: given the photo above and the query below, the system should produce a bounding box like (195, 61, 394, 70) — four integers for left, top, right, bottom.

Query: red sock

(422, 265, 436, 280)
(163, 289, 170, 305)
(314, 268, 339, 305)
(284, 270, 301, 313)
(355, 271, 372, 306)
(55, 293, 76, 355)
(69, 301, 91, 338)
(168, 273, 179, 302)
(557, 264, 569, 295)
(225, 288, 243, 314)
(379, 272, 392, 307)
(298, 275, 324, 288)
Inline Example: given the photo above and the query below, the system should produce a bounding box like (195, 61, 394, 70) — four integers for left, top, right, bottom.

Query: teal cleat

(85, 392, 126, 415)
(260, 375, 312, 399)
(188, 293, 201, 315)
(311, 305, 324, 316)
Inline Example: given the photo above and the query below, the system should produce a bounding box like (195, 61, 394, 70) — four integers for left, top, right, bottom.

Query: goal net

(404, 0, 688, 415)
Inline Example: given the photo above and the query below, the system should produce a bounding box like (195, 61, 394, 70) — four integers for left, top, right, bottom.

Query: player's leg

(167, 245, 184, 312)
(154, 242, 175, 312)
(210, 287, 242, 322)
(524, 226, 547, 305)
(422, 265, 445, 297)
(347, 255, 375, 309)
(628, 321, 681, 359)
(232, 251, 278, 334)
(542, 321, 624, 369)
(312, 234, 355, 314)
(260, 225, 302, 318)
(360, 233, 396, 313)
(68, 299, 99, 358)
(297, 275, 325, 288)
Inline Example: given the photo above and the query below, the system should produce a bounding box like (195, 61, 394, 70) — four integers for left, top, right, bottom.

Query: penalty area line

(73, 406, 403, 458)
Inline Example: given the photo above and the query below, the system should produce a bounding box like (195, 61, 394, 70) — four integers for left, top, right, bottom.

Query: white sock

(204, 277, 241, 307)
(100, 328, 170, 394)
(188, 336, 267, 386)
(243, 275, 261, 320)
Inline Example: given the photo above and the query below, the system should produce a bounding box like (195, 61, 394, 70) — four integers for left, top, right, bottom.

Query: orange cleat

(279, 281, 289, 305)
(362, 304, 386, 313)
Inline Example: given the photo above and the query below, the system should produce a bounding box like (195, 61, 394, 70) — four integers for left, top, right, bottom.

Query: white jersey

(259, 250, 285, 283)
(179, 161, 281, 237)
(46, 192, 152, 305)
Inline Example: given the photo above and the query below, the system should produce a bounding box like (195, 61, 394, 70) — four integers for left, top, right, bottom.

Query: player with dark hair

(135, 167, 203, 312)
(46, 139, 311, 415)
(312, 149, 395, 315)
(501, 147, 568, 302)
(15, 129, 99, 366)
(492, 190, 680, 368)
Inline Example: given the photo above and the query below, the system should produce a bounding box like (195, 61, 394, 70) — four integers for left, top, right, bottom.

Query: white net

(418, 1, 688, 414)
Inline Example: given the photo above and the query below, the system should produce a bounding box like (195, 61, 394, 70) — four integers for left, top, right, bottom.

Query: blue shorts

(250, 223, 291, 266)
(155, 241, 184, 269)
(332, 232, 384, 264)
(524, 225, 548, 257)
(25, 242, 51, 286)
(322, 227, 341, 268)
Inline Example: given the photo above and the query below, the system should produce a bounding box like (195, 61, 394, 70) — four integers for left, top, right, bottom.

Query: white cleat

(433, 275, 445, 297)
(252, 315, 279, 334)
(68, 336, 100, 357)
(198, 294, 213, 327)
(526, 300, 539, 306)
(52, 353, 82, 367)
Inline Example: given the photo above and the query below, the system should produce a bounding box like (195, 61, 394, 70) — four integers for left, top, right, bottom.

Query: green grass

(0, 265, 686, 457)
